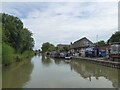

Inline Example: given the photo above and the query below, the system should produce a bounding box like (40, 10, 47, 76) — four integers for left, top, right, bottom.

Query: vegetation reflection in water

(3, 55, 120, 88)
(3, 58, 34, 88)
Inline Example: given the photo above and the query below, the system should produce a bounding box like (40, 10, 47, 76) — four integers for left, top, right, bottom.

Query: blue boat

(85, 47, 100, 57)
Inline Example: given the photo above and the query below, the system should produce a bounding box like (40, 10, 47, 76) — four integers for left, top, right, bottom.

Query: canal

(2, 55, 120, 88)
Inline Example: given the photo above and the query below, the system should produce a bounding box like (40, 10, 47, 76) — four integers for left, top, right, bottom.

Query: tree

(107, 31, 120, 43)
(41, 42, 56, 53)
(63, 46, 69, 52)
(58, 46, 69, 52)
(94, 40, 105, 46)
(19, 28, 34, 53)
(2, 13, 34, 53)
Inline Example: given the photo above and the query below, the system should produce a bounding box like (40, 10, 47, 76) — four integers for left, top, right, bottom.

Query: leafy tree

(19, 28, 34, 53)
(107, 31, 120, 43)
(63, 46, 69, 51)
(2, 13, 34, 53)
(95, 40, 105, 46)
(56, 45, 69, 52)
(58, 46, 69, 52)
(0, 14, 2, 65)
(41, 42, 56, 53)
(2, 13, 23, 46)
(1, 13, 34, 66)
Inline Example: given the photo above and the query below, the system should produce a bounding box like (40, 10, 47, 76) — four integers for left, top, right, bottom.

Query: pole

(96, 35, 98, 46)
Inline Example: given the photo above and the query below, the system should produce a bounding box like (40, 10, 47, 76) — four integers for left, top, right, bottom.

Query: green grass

(2, 43, 15, 66)
(2, 43, 34, 66)
(22, 50, 34, 58)
(15, 50, 34, 62)
(0, 43, 2, 65)
(0, 23, 2, 65)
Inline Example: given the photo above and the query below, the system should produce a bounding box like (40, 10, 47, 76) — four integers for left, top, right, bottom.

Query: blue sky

(2, 2, 118, 50)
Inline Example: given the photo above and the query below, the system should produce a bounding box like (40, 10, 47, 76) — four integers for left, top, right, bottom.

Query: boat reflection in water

(68, 60, 119, 88)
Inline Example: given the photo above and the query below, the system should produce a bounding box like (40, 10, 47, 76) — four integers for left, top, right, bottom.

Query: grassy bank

(0, 43, 1, 66)
(2, 43, 34, 66)
(0, 22, 2, 66)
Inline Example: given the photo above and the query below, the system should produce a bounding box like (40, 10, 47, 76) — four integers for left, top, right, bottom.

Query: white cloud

(2, 2, 118, 49)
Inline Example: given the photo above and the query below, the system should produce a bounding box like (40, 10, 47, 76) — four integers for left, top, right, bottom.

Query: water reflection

(54, 59, 62, 65)
(0, 66, 2, 89)
(2, 58, 34, 88)
(46, 57, 120, 88)
(2, 55, 120, 88)
(41, 55, 53, 66)
(54, 59, 120, 88)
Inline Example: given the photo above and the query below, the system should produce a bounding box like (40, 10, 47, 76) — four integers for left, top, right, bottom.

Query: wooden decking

(74, 57, 120, 69)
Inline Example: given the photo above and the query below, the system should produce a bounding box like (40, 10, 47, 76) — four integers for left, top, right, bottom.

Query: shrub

(0, 43, 2, 65)
(2, 43, 14, 66)
(22, 50, 34, 58)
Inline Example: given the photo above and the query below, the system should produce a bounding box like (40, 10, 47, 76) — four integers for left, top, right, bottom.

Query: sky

(1, 1, 118, 50)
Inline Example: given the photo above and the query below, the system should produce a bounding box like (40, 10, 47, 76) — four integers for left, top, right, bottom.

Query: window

(83, 41, 90, 46)
(111, 44, 120, 54)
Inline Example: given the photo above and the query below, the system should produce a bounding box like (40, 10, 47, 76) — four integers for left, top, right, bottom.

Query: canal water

(2, 55, 120, 88)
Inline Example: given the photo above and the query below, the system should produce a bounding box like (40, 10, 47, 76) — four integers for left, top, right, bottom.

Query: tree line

(1, 13, 34, 66)
(41, 42, 69, 53)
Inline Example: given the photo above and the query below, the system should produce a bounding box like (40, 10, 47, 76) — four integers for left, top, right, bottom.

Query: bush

(14, 53, 22, 62)
(22, 50, 34, 58)
(2, 43, 34, 66)
(0, 43, 2, 65)
(2, 43, 14, 66)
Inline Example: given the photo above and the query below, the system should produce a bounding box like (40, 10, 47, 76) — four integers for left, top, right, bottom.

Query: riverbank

(2, 50, 35, 66)
(72, 57, 120, 69)
(45, 53, 120, 69)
